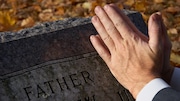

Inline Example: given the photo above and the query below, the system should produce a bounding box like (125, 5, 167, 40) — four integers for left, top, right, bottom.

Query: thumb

(148, 13, 163, 53)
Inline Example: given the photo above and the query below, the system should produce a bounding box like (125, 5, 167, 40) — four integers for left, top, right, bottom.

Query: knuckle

(98, 50, 110, 61)
(103, 35, 111, 41)
(115, 21, 122, 27)
(107, 26, 117, 33)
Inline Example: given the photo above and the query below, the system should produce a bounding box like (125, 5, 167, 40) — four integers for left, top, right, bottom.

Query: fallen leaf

(154, 0, 167, 4)
(171, 52, 180, 67)
(21, 16, 35, 27)
(165, 6, 180, 14)
(147, 4, 165, 14)
(134, 0, 147, 12)
(168, 28, 178, 35)
(55, 6, 65, 16)
(41, 0, 53, 8)
(167, 0, 176, 6)
(72, 4, 86, 17)
(82, 2, 92, 11)
(33, 5, 42, 12)
(177, 0, 180, 5)
(39, 9, 53, 21)
(172, 41, 180, 52)
(124, 0, 134, 7)
(0, 10, 16, 31)
(162, 12, 174, 27)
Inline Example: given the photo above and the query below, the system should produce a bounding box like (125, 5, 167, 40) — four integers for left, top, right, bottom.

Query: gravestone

(0, 10, 147, 101)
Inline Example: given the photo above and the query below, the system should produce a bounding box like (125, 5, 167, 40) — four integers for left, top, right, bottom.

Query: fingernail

(90, 35, 95, 41)
(95, 6, 101, 13)
(156, 12, 163, 21)
(104, 4, 109, 10)
(157, 15, 162, 25)
(156, 12, 162, 16)
(153, 14, 161, 25)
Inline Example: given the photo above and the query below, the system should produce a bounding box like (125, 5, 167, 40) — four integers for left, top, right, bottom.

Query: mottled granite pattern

(0, 10, 147, 101)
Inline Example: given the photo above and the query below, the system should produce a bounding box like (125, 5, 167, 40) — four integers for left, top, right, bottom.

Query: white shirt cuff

(170, 67, 180, 91)
(136, 78, 170, 101)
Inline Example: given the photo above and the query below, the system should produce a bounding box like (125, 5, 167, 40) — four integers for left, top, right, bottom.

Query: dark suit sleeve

(153, 87, 180, 101)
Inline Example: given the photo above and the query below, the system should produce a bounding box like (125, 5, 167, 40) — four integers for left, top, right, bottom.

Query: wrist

(129, 82, 147, 98)
(129, 76, 157, 99)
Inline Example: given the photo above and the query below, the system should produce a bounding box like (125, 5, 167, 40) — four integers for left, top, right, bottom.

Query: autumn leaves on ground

(0, 0, 179, 67)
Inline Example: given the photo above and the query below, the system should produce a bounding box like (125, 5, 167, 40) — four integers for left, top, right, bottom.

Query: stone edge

(0, 10, 146, 43)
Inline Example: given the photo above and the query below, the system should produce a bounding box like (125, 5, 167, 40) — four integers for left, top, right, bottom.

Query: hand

(90, 4, 166, 98)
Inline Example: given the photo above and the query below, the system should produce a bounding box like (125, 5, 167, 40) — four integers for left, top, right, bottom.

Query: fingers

(92, 4, 142, 54)
(90, 35, 111, 63)
(94, 6, 123, 43)
(148, 13, 163, 54)
(109, 4, 148, 41)
(102, 4, 137, 39)
(92, 13, 115, 51)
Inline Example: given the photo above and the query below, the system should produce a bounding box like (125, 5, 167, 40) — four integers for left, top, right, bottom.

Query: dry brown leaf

(124, 0, 134, 7)
(41, 0, 53, 8)
(177, 0, 180, 5)
(167, 0, 176, 6)
(171, 52, 180, 67)
(172, 41, 180, 52)
(39, 9, 53, 21)
(147, 4, 165, 14)
(21, 16, 35, 27)
(154, 0, 167, 4)
(162, 12, 174, 27)
(72, 4, 86, 17)
(168, 28, 178, 35)
(134, 0, 146, 12)
(165, 6, 180, 14)
(0, 10, 16, 31)
(175, 15, 180, 23)
(82, 2, 92, 11)
(33, 5, 42, 12)
(55, 7, 65, 16)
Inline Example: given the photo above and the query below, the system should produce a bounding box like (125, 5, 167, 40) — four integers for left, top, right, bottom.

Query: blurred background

(0, 0, 179, 67)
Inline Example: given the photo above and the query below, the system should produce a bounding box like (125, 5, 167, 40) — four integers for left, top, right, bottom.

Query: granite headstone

(0, 10, 147, 101)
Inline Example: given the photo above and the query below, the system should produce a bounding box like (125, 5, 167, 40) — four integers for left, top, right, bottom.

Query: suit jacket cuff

(136, 78, 170, 101)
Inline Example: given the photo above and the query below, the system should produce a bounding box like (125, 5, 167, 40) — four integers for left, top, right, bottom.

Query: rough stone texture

(0, 10, 147, 43)
(0, 10, 147, 101)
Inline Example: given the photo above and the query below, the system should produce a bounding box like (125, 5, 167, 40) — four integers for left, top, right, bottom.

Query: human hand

(90, 4, 165, 98)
